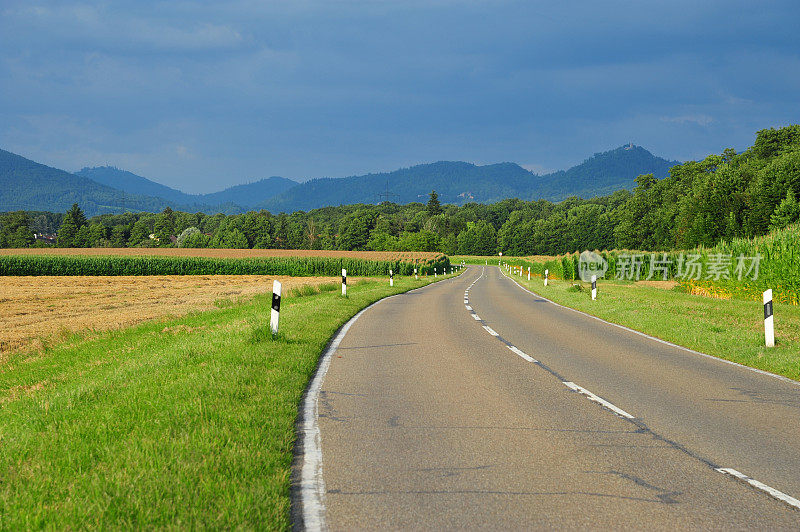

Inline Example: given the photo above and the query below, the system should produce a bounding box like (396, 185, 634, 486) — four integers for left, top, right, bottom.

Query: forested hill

(260, 161, 533, 213)
(76, 166, 297, 210)
(0, 149, 175, 216)
(542, 144, 678, 199)
(260, 145, 678, 213)
(1, 144, 676, 216)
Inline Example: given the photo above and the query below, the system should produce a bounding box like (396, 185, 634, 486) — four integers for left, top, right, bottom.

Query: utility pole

(376, 180, 399, 204)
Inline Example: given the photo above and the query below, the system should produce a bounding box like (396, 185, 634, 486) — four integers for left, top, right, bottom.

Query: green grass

(503, 269, 800, 381)
(0, 273, 458, 529)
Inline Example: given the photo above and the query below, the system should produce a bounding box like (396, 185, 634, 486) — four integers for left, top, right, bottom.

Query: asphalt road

(309, 266, 800, 529)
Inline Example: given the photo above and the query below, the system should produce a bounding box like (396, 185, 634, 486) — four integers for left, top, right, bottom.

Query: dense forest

(1, 126, 798, 255)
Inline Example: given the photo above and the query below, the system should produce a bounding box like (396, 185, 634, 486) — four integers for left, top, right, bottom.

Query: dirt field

(0, 248, 443, 262)
(0, 275, 343, 355)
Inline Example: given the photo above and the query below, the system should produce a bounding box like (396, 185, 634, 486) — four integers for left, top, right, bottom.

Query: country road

(295, 266, 800, 529)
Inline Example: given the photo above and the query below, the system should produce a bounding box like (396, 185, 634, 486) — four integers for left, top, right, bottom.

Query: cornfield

(500, 224, 800, 304)
(0, 254, 451, 278)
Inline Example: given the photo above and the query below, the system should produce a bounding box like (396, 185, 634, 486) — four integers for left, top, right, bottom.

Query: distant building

(34, 233, 57, 245)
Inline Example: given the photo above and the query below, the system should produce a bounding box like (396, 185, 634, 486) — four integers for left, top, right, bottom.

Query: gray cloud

(1, 0, 799, 192)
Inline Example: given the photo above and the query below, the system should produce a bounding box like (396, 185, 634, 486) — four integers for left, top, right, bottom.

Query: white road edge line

(562, 381, 635, 419)
(299, 272, 455, 531)
(495, 268, 800, 511)
(472, 314, 482, 321)
(507, 345, 536, 363)
(716, 468, 800, 510)
(300, 266, 482, 528)
(499, 269, 800, 388)
(299, 304, 371, 531)
(483, 325, 499, 336)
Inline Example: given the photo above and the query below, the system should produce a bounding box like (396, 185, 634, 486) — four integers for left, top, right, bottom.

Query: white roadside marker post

(527, 267, 531, 281)
(341, 269, 347, 296)
(434, 267, 437, 278)
(544, 269, 549, 286)
(270, 280, 282, 335)
(764, 289, 774, 347)
(414, 268, 418, 280)
(390, 269, 394, 287)
(591, 274, 597, 300)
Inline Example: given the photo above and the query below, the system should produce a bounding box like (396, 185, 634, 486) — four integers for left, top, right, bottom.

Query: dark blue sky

(2, 1, 798, 193)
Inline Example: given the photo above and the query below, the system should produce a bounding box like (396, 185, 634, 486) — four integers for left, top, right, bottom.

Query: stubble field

(0, 275, 344, 354)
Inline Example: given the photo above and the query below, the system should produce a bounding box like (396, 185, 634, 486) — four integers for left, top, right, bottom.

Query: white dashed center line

(482, 325, 499, 336)
(716, 468, 800, 510)
(507, 345, 536, 363)
(562, 381, 634, 419)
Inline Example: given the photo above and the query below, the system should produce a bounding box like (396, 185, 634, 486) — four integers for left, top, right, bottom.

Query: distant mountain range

(75, 166, 297, 210)
(0, 144, 679, 216)
(260, 144, 678, 212)
(0, 148, 173, 216)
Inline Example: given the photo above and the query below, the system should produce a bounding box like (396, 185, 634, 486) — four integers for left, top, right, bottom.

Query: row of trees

(2, 126, 799, 254)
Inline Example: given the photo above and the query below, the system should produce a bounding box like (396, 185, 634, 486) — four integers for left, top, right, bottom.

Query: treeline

(1, 125, 798, 254)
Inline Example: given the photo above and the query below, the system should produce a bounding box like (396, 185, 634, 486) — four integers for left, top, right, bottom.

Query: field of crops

(478, 225, 800, 305)
(0, 248, 442, 261)
(0, 249, 450, 277)
(0, 275, 345, 354)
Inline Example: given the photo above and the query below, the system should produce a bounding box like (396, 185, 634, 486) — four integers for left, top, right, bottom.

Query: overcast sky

(2, 1, 799, 193)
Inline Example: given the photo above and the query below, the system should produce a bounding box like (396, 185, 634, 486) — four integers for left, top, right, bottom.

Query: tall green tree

(427, 190, 442, 215)
(770, 189, 800, 230)
(154, 207, 176, 246)
(9, 225, 34, 248)
(56, 204, 87, 247)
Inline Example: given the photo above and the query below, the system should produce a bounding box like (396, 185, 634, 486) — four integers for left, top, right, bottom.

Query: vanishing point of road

(294, 266, 800, 529)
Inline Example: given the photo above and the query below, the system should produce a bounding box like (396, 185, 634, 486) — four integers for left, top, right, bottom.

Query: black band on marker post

(764, 300, 773, 320)
(342, 274, 346, 285)
(272, 292, 281, 312)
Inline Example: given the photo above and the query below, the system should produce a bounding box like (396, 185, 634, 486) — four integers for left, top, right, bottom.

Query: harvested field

(0, 275, 342, 354)
(0, 248, 443, 261)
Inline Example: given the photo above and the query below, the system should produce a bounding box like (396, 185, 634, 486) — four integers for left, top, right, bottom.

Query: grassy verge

(502, 269, 800, 381)
(0, 273, 455, 529)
